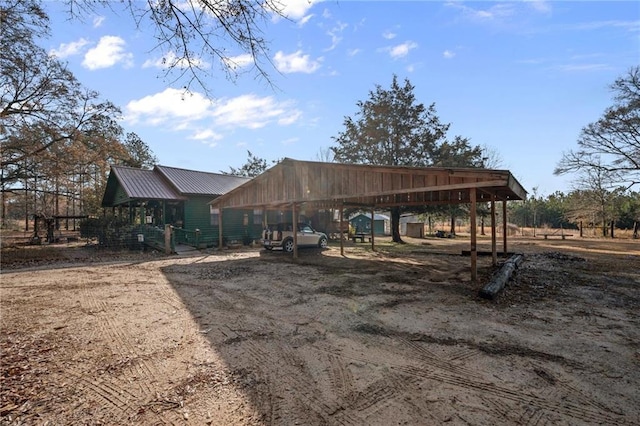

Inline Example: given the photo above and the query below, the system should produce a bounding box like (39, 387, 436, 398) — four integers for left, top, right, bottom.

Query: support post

(164, 224, 172, 254)
(292, 203, 298, 260)
(370, 208, 375, 251)
(491, 195, 497, 266)
(470, 188, 477, 282)
(339, 205, 344, 256)
(502, 200, 508, 255)
(218, 209, 223, 249)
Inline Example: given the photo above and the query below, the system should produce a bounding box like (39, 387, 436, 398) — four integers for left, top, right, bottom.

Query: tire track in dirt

(74, 284, 173, 424)
(395, 364, 622, 424)
(325, 353, 356, 404)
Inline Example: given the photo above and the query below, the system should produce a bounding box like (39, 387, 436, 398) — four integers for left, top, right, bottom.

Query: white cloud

(298, 14, 314, 27)
(281, 137, 299, 146)
(326, 22, 348, 51)
(142, 51, 209, 70)
(382, 30, 397, 40)
(386, 41, 418, 59)
(443, 50, 456, 59)
(445, 2, 516, 21)
(190, 129, 223, 141)
(125, 88, 213, 125)
(93, 16, 105, 28)
(277, 0, 319, 21)
(222, 53, 254, 70)
(347, 48, 362, 57)
(125, 89, 302, 134)
(274, 50, 322, 73)
(212, 94, 301, 129)
(526, 0, 552, 14)
(82, 36, 133, 70)
(50, 38, 89, 59)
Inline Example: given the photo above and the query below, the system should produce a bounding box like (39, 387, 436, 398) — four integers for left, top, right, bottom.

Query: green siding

(114, 185, 130, 205)
(350, 214, 385, 236)
(183, 196, 262, 246)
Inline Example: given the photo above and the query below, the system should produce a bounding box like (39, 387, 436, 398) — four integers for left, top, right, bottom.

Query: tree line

(2, 0, 637, 240)
(509, 189, 639, 237)
(1, 1, 156, 229)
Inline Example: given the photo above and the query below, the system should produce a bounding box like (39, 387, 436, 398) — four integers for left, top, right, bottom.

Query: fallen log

(479, 254, 524, 300)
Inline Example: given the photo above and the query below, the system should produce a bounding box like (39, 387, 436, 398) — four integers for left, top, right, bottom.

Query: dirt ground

(1, 235, 639, 425)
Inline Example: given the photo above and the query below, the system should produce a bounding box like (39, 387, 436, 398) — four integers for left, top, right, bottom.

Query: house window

(253, 209, 263, 225)
(210, 207, 220, 226)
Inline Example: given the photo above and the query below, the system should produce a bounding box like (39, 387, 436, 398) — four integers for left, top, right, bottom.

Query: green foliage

(331, 75, 485, 239)
(223, 150, 274, 177)
(121, 132, 158, 169)
(332, 75, 450, 167)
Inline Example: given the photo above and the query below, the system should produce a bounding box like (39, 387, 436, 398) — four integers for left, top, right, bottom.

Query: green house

(349, 213, 389, 236)
(101, 165, 263, 247)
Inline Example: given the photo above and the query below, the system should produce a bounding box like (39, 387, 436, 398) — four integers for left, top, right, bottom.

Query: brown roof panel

(210, 158, 528, 210)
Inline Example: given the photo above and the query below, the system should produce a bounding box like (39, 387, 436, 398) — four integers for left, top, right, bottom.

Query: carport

(209, 158, 527, 281)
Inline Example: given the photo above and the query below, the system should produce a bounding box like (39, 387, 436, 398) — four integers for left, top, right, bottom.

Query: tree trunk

(390, 206, 404, 243)
(610, 221, 615, 239)
(449, 214, 456, 235)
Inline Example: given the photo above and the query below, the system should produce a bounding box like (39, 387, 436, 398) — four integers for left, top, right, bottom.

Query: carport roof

(209, 158, 527, 210)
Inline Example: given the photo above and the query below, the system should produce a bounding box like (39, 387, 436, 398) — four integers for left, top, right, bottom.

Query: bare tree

(555, 66, 640, 189)
(66, 0, 287, 93)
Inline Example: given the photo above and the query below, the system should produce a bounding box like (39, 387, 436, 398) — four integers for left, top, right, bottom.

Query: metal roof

(109, 166, 185, 202)
(155, 165, 250, 196)
(209, 158, 528, 210)
(101, 165, 250, 207)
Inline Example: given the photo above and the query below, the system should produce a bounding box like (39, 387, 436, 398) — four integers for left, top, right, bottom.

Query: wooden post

(292, 203, 299, 260)
(470, 188, 477, 282)
(164, 224, 172, 254)
(502, 200, 508, 255)
(218, 209, 223, 249)
(491, 195, 497, 266)
(339, 205, 344, 256)
(370, 208, 375, 251)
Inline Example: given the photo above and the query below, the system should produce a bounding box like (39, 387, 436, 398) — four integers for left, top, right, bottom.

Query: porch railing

(173, 227, 201, 248)
(139, 225, 175, 252)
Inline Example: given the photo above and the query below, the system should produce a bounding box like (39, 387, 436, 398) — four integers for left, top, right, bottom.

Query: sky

(43, 1, 639, 197)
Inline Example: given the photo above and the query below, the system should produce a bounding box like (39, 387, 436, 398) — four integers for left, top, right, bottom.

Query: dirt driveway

(1, 236, 639, 425)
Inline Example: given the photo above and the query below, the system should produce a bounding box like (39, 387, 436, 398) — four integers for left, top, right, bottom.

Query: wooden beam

(292, 203, 298, 260)
(218, 209, 223, 249)
(502, 200, 508, 255)
(370, 208, 375, 251)
(339, 204, 344, 256)
(491, 195, 497, 266)
(470, 188, 477, 282)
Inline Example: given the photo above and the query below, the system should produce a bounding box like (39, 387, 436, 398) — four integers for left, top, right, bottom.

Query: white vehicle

(262, 223, 328, 252)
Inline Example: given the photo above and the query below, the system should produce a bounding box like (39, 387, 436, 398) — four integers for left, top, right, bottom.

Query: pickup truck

(262, 223, 328, 252)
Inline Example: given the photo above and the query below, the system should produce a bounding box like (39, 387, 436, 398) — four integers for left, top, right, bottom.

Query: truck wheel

(318, 236, 328, 248)
(282, 239, 294, 252)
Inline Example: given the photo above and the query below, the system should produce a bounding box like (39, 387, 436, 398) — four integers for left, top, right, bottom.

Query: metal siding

(114, 185, 130, 205)
(183, 196, 217, 245)
(183, 196, 259, 246)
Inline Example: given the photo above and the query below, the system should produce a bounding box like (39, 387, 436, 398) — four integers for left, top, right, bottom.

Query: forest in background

(2, 1, 638, 239)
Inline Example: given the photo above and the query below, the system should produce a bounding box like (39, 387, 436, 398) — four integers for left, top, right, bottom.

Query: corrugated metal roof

(155, 165, 250, 196)
(112, 166, 185, 200)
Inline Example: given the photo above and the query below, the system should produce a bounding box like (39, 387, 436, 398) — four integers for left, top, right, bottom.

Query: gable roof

(155, 165, 250, 196)
(101, 165, 251, 207)
(102, 166, 185, 207)
(209, 158, 527, 210)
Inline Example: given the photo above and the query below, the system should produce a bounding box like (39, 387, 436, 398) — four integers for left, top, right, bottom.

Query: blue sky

(44, 1, 639, 197)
